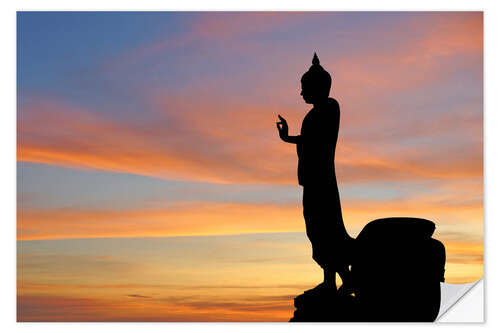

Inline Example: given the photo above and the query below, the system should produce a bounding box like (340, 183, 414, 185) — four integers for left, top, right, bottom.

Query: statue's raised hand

(276, 114, 289, 141)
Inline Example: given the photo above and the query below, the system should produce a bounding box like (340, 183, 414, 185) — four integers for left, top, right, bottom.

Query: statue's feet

(295, 282, 336, 308)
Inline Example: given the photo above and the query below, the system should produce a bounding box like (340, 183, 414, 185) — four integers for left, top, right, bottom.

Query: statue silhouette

(277, 54, 446, 322)
(277, 53, 353, 292)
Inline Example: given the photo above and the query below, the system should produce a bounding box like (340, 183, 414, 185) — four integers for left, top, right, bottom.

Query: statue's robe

(297, 97, 351, 269)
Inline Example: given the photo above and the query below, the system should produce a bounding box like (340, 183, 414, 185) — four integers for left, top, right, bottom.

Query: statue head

(300, 53, 332, 104)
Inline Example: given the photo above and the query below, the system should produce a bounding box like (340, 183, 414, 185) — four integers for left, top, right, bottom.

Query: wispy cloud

(18, 185, 481, 241)
(17, 201, 303, 240)
(17, 294, 293, 321)
(18, 13, 482, 186)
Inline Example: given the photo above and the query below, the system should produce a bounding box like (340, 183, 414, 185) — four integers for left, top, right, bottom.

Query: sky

(17, 11, 483, 321)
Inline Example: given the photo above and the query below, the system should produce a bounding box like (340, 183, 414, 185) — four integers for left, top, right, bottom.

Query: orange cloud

(18, 99, 299, 184)
(18, 91, 482, 185)
(18, 201, 303, 240)
(102, 12, 304, 73)
(18, 182, 482, 241)
(17, 293, 293, 322)
(331, 13, 482, 90)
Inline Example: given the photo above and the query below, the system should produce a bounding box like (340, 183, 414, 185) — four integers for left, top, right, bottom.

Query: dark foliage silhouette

(277, 54, 446, 322)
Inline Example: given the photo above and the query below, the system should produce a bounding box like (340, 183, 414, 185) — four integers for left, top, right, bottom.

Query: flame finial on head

(312, 52, 320, 66)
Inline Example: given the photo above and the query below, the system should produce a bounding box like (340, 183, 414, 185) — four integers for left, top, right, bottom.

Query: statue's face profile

(300, 81, 319, 105)
(300, 82, 312, 104)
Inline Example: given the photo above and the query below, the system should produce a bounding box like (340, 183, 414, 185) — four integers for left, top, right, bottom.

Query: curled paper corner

(436, 278, 484, 322)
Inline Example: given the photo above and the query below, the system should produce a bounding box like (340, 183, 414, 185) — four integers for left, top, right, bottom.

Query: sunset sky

(17, 12, 483, 321)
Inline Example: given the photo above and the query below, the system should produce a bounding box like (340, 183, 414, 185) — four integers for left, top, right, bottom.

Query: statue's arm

(277, 114, 302, 144)
(282, 135, 302, 144)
